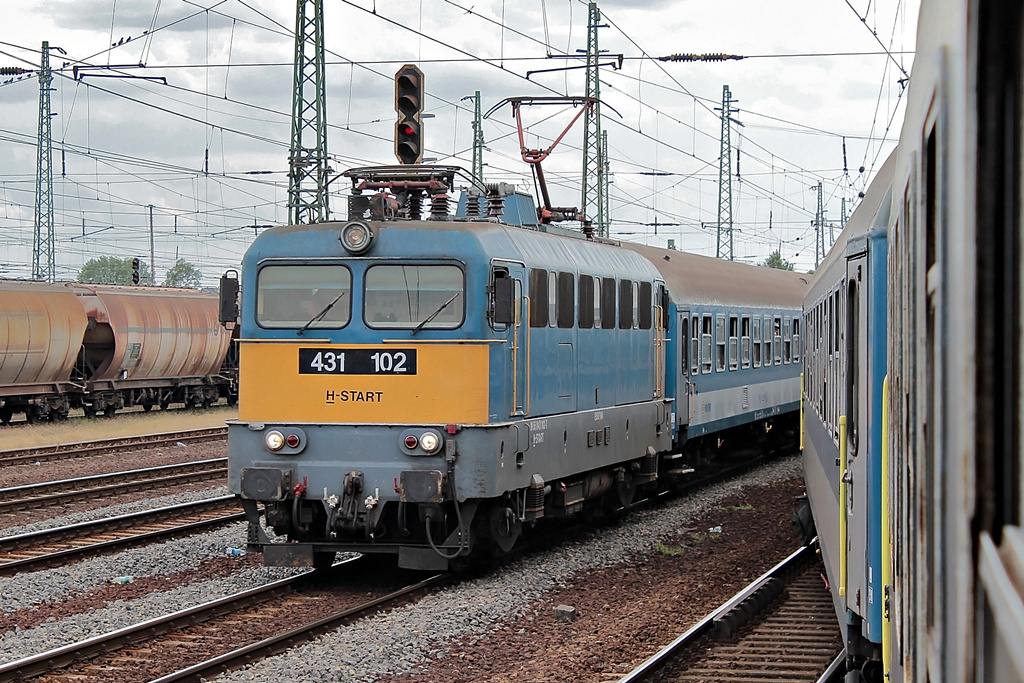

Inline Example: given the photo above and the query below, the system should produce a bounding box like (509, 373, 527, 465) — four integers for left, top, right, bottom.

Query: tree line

(77, 257, 203, 288)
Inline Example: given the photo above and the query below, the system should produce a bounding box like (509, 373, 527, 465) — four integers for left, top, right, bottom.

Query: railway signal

(394, 64, 424, 164)
(131, 257, 141, 285)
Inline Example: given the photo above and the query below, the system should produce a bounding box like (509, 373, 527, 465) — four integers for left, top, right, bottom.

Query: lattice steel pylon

(602, 130, 610, 228)
(288, 0, 330, 225)
(471, 90, 484, 184)
(814, 180, 824, 268)
(33, 41, 55, 282)
(716, 85, 739, 261)
(581, 2, 606, 237)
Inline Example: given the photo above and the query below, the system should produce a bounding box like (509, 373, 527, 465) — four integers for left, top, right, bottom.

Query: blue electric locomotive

(223, 165, 806, 570)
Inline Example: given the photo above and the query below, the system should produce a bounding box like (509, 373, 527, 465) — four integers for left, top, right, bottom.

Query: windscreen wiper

(410, 293, 460, 336)
(297, 291, 346, 336)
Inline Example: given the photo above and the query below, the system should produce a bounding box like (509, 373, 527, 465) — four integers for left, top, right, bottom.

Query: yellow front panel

(239, 342, 490, 424)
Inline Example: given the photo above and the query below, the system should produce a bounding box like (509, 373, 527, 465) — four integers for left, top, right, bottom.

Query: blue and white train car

(802, 152, 894, 682)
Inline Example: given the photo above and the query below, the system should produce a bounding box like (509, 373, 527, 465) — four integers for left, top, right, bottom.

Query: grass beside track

(0, 406, 237, 450)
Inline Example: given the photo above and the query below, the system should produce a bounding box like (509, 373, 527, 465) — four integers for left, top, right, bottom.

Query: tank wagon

(0, 280, 236, 423)
(224, 165, 807, 571)
(801, 0, 1024, 679)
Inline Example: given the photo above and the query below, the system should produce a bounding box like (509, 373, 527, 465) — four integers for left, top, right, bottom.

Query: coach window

(548, 271, 558, 327)
(716, 314, 727, 372)
(364, 264, 464, 330)
(764, 315, 773, 366)
(619, 280, 634, 329)
(601, 277, 617, 329)
(783, 318, 792, 363)
(793, 318, 801, 362)
(638, 282, 653, 329)
(773, 316, 783, 365)
(701, 315, 713, 373)
(752, 317, 761, 367)
(691, 315, 699, 375)
(557, 272, 575, 328)
(529, 268, 548, 327)
(578, 275, 594, 328)
(257, 264, 352, 329)
(728, 315, 739, 370)
(632, 282, 640, 328)
(741, 316, 751, 368)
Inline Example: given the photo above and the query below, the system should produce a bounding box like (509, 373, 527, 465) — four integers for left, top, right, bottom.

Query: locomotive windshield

(256, 264, 352, 329)
(364, 264, 464, 330)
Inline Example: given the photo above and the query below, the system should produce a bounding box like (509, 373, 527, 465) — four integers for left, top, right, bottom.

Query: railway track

(620, 543, 842, 683)
(0, 559, 451, 682)
(0, 495, 243, 576)
(0, 426, 228, 467)
(0, 458, 227, 514)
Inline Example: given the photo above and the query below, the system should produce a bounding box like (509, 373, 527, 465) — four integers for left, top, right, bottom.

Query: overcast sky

(0, 0, 918, 284)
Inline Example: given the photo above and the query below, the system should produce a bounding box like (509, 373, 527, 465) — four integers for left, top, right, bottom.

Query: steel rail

(150, 572, 452, 682)
(0, 560, 450, 683)
(0, 458, 227, 512)
(618, 542, 823, 683)
(0, 495, 243, 575)
(0, 426, 228, 466)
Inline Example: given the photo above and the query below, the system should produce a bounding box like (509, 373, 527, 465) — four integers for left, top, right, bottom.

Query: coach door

(843, 246, 870, 618)
(677, 310, 691, 425)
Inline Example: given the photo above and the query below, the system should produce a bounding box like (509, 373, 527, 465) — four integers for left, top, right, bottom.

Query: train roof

(806, 150, 895, 304)
(618, 241, 809, 310)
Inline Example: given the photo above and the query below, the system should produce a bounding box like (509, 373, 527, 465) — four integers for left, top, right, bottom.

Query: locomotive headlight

(419, 431, 441, 454)
(340, 220, 374, 254)
(265, 430, 285, 452)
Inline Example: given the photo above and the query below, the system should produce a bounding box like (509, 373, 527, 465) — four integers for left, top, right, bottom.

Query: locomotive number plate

(298, 348, 418, 375)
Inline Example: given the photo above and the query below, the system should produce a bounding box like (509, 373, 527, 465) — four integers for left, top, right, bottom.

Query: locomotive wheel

(488, 503, 521, 553)
(0, 406, 12, 425)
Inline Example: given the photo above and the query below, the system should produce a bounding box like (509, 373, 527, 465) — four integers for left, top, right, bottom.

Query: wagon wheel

(83, 405, 98, 419)
(141, 402, 154, 412)
(25, 406, 42, 424)
(103, 405, 117, 418)
(0, 406, 12, 425)
(50, 406, 70, 422)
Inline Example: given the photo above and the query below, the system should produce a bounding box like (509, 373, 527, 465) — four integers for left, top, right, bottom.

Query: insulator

(430, 192, 449, 219)
(407, 191, 423, 221)
(486, 185, 505, 218)
(0, 67, 28, 75)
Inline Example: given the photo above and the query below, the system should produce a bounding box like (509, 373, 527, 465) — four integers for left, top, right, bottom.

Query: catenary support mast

(288, 0, 330, 225)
